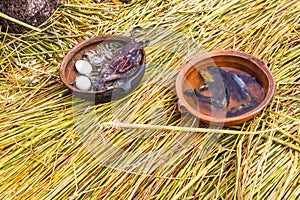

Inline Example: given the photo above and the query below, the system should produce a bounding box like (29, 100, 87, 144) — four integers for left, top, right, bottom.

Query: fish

(231, 73, 248, 92)
(184, 88, 229, 110)
(226, 102, 259, 117)
(183, 89, 202, 97)
(238, 74, 263, 88)
(230, 72, 250, 100)
(204, 67, 252, 102)
(198, 66, 231, 109)
(183, 66, 263, 114)
(183, 89, 227, 109)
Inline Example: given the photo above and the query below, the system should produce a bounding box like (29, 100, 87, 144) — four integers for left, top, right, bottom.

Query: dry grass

(0, 0, 300, 199)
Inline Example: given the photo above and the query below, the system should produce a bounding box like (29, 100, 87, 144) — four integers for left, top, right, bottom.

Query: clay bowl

(176, 50, 276, 126)
(60, 35, 146, 103)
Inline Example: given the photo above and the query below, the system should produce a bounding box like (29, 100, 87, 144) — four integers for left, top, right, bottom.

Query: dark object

(226, 102, 259, 118)
(0, 0, 60, 33)
(60, 35, 147, 103)
(119, 0, 132, 3)
(98, 26, 149, 89)
(183, 66, 263, 116)
(183, 88, 228, 110)
(176, 50, 276, 126)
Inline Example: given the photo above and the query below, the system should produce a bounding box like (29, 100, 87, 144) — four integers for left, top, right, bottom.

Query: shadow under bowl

(60, 35, 146, 103)
(176, 50, 276, 126)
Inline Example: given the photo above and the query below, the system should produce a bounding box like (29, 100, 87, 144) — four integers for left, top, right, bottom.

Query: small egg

(75, 76, 92, 91)
(75, 60, 93, 75)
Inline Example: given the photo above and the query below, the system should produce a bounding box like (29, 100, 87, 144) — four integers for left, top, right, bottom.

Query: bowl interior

(60, 35, 146, 102)
(177, 51, 275, 125)
(61, 36, 128, 93)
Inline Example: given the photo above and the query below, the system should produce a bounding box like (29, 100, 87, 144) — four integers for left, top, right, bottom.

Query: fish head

(199, 68, 215, 82)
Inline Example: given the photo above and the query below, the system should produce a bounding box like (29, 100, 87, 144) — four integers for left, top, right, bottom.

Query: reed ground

(0, 0, 300, 199)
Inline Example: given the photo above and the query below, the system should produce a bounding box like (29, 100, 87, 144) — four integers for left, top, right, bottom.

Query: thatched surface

(0, 0, 299, 199)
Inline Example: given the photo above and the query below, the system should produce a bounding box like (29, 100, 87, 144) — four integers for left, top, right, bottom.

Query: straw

(0, 0, 299, 199)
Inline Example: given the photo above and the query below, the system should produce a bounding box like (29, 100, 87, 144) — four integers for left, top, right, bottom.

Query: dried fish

(83, 50, 106, 68)
(83, 41, 124, 68)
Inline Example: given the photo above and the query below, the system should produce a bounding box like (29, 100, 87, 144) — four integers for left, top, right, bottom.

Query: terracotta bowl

(60, 35, 146, 103)
(176, 50, 276, 126)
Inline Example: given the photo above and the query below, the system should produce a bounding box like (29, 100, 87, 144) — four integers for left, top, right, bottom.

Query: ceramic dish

(176, 50, 276, 125)
(60, 35, 146, 103)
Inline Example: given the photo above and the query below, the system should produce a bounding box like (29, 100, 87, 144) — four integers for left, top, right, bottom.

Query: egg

(75, 60, 93, 75)
(75, 76, 92, 91)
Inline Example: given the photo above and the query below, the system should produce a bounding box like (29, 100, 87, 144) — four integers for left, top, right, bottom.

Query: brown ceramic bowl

(60, 35, 146, 103)
(176, 50, 276, 126)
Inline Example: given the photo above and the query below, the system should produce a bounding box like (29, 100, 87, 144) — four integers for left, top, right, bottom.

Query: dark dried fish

(105, 26, 149, 75)
(97, 26, 149, 91)
(98, 26, 149, 86)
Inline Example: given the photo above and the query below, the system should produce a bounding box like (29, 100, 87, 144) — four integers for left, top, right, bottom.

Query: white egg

(75, 76, 92, 91)
(75, 60, 93, 75)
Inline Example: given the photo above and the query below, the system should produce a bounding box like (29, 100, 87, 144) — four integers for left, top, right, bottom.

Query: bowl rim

(60, 34, 146, 95)
(176, 50, 276, 125)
